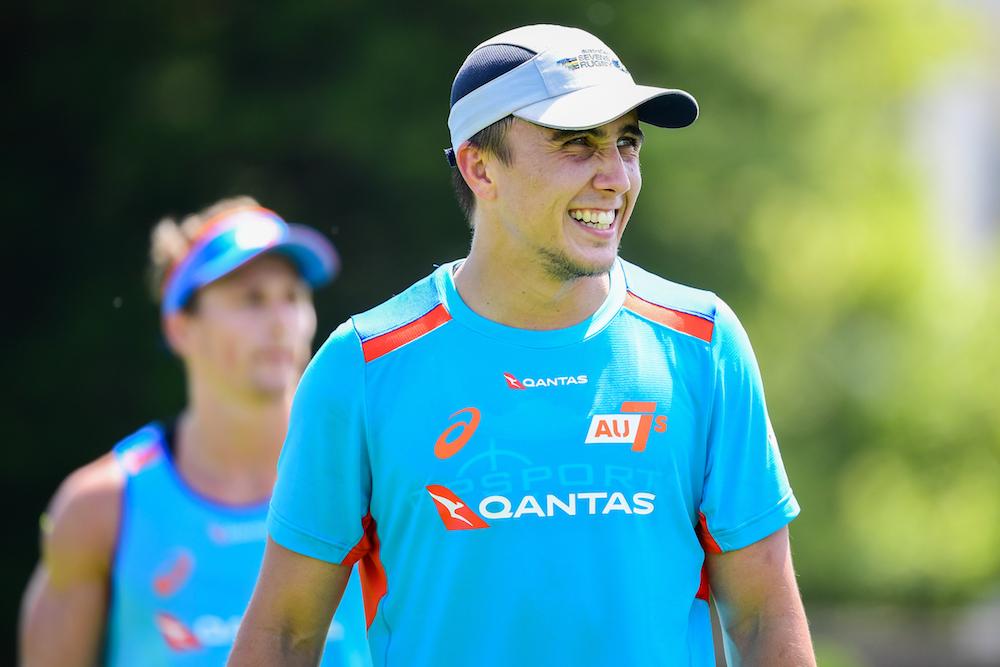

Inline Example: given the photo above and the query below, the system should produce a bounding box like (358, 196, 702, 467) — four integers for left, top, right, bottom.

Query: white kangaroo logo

(428, 492, 474, 527)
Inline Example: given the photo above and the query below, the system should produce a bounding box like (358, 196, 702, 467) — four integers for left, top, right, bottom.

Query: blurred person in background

(230, 25, 814, 667)
(18, 197, 372, 667)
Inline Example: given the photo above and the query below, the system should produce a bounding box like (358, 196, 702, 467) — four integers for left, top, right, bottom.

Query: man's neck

(173, 385, 290, 505)
(455, 244, 612, 330)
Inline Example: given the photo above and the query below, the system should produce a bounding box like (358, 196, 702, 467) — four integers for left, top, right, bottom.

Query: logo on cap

(231, 213, 282, 250)
(555, 49, 626, 74)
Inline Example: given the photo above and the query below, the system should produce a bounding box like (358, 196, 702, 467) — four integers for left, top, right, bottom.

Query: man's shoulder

(349, 266, 449, 363)
(47, 421, 163, 543)
(350, 267, 443, 339)
(43, 452, 124, 574)
(51, 453, 125, 515)
(619, 259, 720, 343)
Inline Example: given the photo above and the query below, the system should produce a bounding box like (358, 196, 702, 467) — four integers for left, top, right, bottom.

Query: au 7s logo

(585, 401, 667, 452)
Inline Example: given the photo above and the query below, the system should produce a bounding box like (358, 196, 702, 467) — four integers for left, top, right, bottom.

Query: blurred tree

(618, 0, 995, 603)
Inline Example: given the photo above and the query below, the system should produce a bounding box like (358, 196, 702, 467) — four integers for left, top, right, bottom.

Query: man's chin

(539, 247, 617, 282)
(248, 372, 299, 400)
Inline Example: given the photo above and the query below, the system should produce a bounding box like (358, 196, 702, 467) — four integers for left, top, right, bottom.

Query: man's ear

(162, 312, 191, 357)
(455, 141, 498, 202)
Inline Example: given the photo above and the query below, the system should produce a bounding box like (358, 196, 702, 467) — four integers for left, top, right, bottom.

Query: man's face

(487, 112, 643, 280)
(173, 254, 318, 402)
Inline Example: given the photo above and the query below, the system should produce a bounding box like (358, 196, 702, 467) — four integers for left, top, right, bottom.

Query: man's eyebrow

(548, 124, 644, 142)
(549, 127, 606, 141)
(622, 124, 644, 141)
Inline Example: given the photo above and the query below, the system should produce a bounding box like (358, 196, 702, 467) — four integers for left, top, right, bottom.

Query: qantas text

(478, 490, 655, 520)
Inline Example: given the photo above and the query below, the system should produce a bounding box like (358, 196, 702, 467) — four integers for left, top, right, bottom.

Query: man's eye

(565, 136, 590, 146)
(244, 290, 265, 307)
(288, 287, 309, 303)
(618, 137, 640, 149)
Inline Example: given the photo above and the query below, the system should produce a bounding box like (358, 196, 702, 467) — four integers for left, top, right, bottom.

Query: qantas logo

(207, 520, 267, 545)
(154, 612, 202, 651)
(426, 485, 489, 530)
(503, 372, 588, 390)
(481, 491, 655, 519)
(434, 408, 481, 459)
(155, 612, 344, 652)
(585, 401, 667, 452)
(503, 373, 525, 390)
(152, 549, 194, 597)
(427, 485, 656, 529)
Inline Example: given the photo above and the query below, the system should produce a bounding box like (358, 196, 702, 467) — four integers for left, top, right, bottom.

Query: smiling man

(19, 198, 371, 667)
(230, 25, 816, 667)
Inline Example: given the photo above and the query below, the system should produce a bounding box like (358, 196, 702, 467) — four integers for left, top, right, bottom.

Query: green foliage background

(5, 0, 996, 660)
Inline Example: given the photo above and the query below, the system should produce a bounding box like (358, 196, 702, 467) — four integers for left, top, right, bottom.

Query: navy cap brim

(513, 84, 698, 131)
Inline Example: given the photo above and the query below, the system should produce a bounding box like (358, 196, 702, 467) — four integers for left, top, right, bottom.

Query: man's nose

(592, 148, 632, 195)
(267, 300, 299, 337)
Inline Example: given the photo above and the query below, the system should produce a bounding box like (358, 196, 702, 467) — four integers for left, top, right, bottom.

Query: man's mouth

(568, 208, 617, 231)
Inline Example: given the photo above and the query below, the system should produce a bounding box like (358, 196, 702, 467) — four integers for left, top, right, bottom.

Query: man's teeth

(569, 209, 615, 229)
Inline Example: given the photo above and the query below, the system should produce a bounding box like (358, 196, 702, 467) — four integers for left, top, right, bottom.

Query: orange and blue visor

(161, 206, 339, 315)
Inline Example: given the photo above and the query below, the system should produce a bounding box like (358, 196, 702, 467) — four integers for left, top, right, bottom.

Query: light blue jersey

(107, 424, 371, 667)
(269, 258, 799, 667)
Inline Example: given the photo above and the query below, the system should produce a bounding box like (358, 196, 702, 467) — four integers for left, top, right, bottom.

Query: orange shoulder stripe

(361, 304, 451, 362)
(624, 292, 714, 343)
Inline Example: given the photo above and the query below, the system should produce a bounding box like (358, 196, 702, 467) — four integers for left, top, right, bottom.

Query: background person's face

(488, 113, 642, 280)
(177, 254, 318, 402)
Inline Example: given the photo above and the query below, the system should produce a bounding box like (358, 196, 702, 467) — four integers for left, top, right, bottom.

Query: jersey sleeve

(268, 320, 371, 564)
(698, 299, 799, 553)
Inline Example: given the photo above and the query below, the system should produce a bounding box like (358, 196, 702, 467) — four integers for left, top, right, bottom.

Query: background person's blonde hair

(147, 195, 261, 307)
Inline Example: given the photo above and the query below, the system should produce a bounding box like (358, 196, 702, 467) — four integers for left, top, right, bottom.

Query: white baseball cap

(446, 24, 698, 156)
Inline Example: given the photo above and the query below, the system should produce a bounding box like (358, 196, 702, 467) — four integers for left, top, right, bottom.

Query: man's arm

(19, 455, 122, 667)
(228, 537, 352, 667)
(706, 526, 815, 667)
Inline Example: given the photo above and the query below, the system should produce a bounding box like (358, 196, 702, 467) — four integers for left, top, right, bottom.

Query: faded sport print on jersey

(421, 391, 673, 531)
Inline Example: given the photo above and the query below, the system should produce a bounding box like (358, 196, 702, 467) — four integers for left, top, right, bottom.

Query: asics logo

(426, 485, 489, 530)
(152, 549, 194, 597)
(434, 408, 480, 459)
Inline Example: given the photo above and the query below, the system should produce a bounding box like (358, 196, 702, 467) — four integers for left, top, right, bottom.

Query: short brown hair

(148, 195, 261, 309)
(450, 116, 515, 222)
